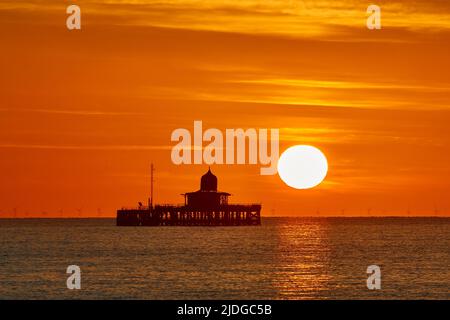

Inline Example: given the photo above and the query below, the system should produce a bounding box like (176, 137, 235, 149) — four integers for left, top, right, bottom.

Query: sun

(277, 145, 328, 189)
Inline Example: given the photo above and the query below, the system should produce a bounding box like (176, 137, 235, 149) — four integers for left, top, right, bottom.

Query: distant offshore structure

(116, 166, 261, 226)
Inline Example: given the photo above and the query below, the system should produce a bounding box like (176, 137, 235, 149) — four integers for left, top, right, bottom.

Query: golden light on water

(272, 220, 332, 299)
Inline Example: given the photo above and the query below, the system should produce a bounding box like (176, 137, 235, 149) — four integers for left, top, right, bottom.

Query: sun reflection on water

(271, 219, 333, 299)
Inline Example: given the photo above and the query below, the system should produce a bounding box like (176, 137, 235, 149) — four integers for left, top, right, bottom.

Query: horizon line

(1, 215, 449, 219)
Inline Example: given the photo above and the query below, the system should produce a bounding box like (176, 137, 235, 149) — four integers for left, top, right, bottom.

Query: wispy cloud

(2, 0, 450, 38)
(141, 75, 450, 110)
(0, 144, 172, 150)
(234, 78, 450, 92)
(3, 108, 146, 116)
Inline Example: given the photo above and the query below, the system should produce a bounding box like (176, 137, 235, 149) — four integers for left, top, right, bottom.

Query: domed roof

(200, 167, 217, 191)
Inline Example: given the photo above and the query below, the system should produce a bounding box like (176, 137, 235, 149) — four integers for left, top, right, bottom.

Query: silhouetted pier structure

(117, 168, 261, 226)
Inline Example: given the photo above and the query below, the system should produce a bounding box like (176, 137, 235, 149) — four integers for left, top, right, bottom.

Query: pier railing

(120, 206, 151, 210)
(120, 203, 261, 211)
(117, 203, 262, 226)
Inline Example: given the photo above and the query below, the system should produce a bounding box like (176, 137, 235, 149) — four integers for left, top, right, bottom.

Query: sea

(0, 217, 449, 299)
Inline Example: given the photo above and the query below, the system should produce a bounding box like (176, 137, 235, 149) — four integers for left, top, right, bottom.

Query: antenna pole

(150, 163, 154, 210)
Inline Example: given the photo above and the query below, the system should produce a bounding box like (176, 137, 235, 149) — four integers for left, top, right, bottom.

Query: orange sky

(1, 0, 450, 217)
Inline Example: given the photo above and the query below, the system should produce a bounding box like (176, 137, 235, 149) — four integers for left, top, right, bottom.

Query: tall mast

(150, 163, 154, 210)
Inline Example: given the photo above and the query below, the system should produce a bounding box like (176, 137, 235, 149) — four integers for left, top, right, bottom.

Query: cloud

(3, 108, 147, 116)
(0, 144, 172, 150)
(3, 0, 450, 38)
(140, 75, 450, 111)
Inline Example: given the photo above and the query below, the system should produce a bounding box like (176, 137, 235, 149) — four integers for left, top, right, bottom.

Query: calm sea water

(0, 218, 449, 299)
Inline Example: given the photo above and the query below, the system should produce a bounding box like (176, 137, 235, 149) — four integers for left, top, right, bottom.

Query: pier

(117, 204, 261, 226)
(117, 167, 261, 226)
